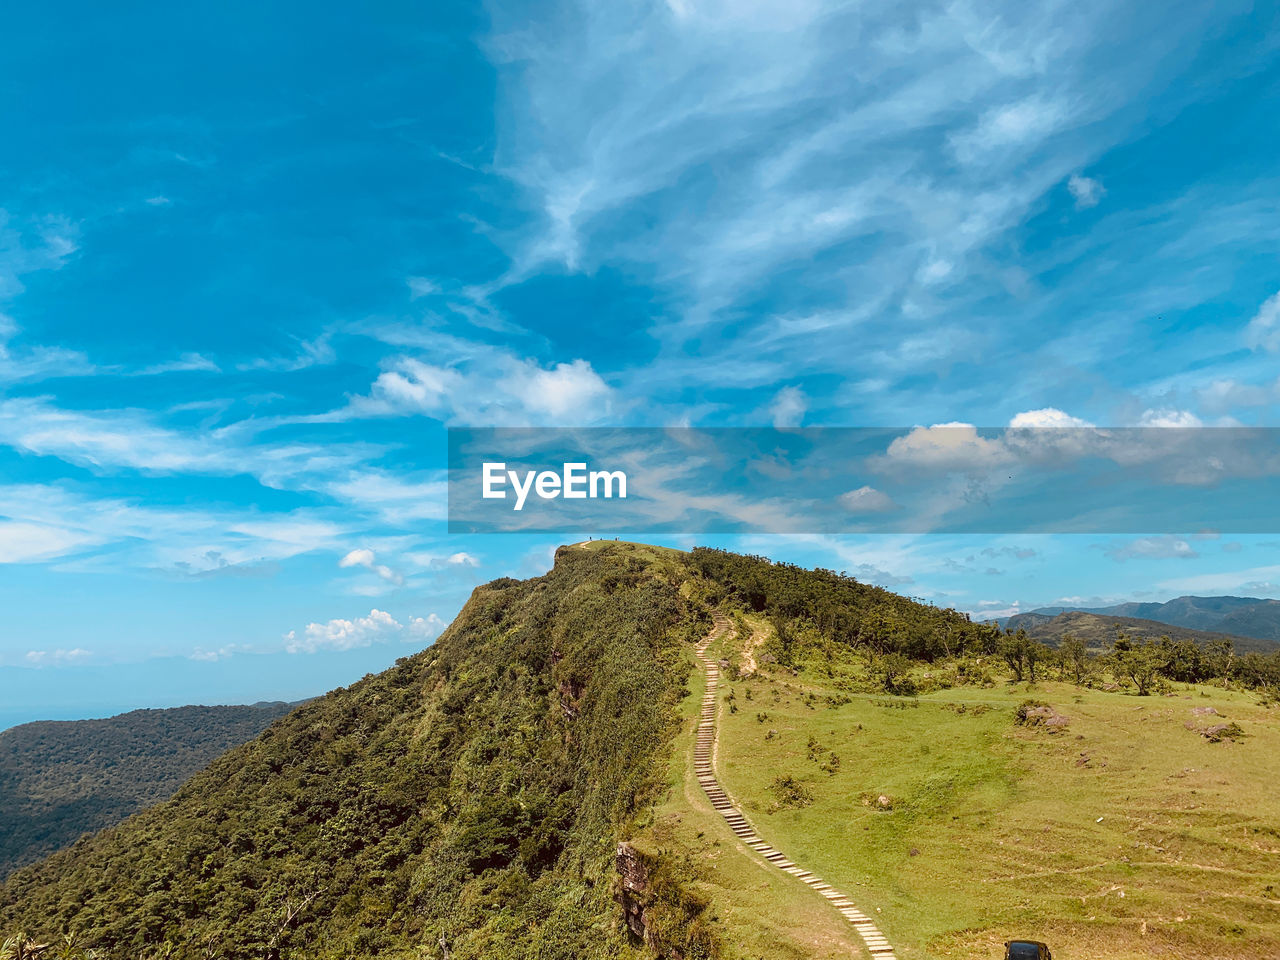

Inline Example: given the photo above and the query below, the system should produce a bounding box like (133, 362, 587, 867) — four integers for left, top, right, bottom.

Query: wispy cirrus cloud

(481, 0, 1218, 385)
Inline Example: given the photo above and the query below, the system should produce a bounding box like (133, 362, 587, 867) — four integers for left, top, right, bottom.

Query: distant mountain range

(995, 595, 1280, 654)
(0, 702, 295, 878)
(1001, 609, 1277, 653)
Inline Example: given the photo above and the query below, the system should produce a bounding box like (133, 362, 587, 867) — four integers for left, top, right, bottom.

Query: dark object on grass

(1005, 940, 1052, 959)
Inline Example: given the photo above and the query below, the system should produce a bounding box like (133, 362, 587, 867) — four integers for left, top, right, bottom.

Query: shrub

(767, 776, 814, 812)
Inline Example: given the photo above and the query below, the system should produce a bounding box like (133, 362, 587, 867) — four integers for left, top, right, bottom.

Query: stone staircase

(695, 613, 899, 959)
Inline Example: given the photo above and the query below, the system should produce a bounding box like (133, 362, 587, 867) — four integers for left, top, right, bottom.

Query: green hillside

(0, 703, 294, 879)
(4, 542, 1279, 960)
(0, 543, 709, 960)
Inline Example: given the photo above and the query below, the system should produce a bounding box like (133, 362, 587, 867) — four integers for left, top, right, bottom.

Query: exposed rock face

(614, 842, 650, 942)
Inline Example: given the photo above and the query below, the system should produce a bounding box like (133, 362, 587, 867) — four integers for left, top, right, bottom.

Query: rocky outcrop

(614, 842, 650, 942)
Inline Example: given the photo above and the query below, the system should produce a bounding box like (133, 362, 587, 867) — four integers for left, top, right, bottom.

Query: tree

(870, 653, 915, 695)
(998, 629, 1030, 682)
(1112, 633, 1165, 695)
(1024, 641, 1051, 683)
(1203, 638, 1235, 681)
(1060, 635, 1090, 684)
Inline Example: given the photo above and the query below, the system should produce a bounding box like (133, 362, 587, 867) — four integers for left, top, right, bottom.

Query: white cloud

(1157, 563, 1280, 596)
(839, 485, 898, 514)
(0, 482, 357, 576)
(144, 196, 172, 206)
(407, 276, 441, 298)
(285, 608, 402, 653)
(284, 607, 445, 653)
(237, 335, 336, 373)
(964, 602, 1022, 620)
(365, 358, 463, 416)
(25, 648, 91, 665)
(403, 549, 482, 570)
(0, 210, 79, 300)
(1067, 173, 1104, 209)
(768, 386, 806, 428)
(1196, 377, 1280, 414)
(189, 643, 253, 662)
(1008, 408, 1093, 428)
(0, 314, 94, 382)
(228, 518, 347, 551)
(339, 547, 403, 585)
(522, 358, 612, 420)
(339, 547, 376, 568)
(339, 348, 615, 426)
(135, 353, 219, 376)
(884, 422, 1009, 471)
(1137, 408, 1202, 427)
(323, 471, 447, 524)
(951, 96, 1073, 165)
(0, 396, 231, 473)
(0, 521, 100, 563)
(1104, 535, 1198, 562)
(406, 614, 446, 640)
(0, 395, 386, 505)
(1244, 290, 1280, 353)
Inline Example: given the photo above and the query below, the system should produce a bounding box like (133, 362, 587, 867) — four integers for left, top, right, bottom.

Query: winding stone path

(695, 613, 899, 960)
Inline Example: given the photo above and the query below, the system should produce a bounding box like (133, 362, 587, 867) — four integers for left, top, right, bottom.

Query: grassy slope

(712, 613, 1280, 959)
(567, 541, 871, 958)
(634, 618, 867, 960)
(578, 542, 871, 958)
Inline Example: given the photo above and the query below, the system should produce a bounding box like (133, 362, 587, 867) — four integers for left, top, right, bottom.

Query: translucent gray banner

(447, 427, 1280, 534)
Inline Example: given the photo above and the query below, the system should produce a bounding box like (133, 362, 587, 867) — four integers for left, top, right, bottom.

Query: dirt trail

(695, 612, 899, 960)
(739, 617, 767, 675)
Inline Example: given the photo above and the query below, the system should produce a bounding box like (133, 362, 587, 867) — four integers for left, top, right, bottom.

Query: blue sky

(3, 0, 1280, 727)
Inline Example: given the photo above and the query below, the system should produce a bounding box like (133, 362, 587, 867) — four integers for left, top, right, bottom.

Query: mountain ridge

(1000, 609, 1280, 653)
(0, 542, 709, 960)
(995, 593, 1280, 648)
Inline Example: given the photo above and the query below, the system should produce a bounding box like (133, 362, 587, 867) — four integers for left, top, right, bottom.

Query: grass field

(695, 611, 1280, 960)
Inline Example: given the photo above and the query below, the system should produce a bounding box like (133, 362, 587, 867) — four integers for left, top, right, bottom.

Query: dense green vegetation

(691, 546, 1280, 699)
(0, 544, 710, 960)
(689, 547, 997, 662)
(994, 627, 1280, 699)
(0, 704, 294, 878)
